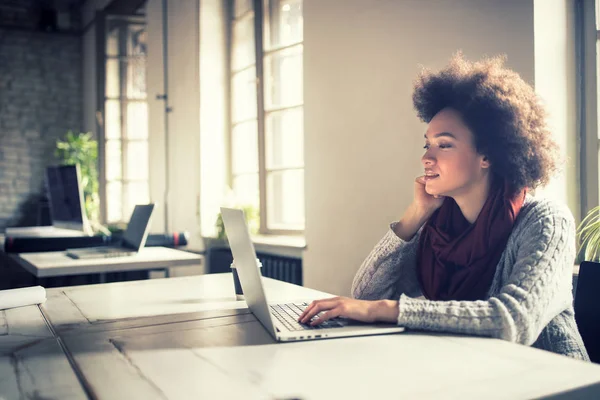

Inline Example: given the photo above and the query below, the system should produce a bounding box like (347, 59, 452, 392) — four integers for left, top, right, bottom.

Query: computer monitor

(45, 164, 90, 233)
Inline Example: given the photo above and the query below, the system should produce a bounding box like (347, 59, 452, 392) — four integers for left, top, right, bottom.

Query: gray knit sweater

(351, 196, 590, 361)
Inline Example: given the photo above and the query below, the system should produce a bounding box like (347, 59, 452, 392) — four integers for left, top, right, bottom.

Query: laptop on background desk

(220, 207, 405, 342)
(66, 204, 154, 259)
(5, 165, 92, 238)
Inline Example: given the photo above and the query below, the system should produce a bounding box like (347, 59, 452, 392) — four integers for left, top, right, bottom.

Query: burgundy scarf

(417, 180, 526, 301)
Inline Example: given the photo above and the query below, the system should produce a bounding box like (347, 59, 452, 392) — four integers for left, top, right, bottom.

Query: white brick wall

(0, 28, 82, 229)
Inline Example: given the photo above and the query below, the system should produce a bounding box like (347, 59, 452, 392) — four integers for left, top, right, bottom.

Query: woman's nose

(421, 150, 435, 166)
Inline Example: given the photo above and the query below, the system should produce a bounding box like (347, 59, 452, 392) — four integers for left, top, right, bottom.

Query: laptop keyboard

(95, 247, 134, 258)
(269, 302, 345, 332)
(101, 251, 133, 258)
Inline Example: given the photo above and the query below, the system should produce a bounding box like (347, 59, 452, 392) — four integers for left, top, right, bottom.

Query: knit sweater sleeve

(395, 203, 576, 346)
(351, 224, 423, 301)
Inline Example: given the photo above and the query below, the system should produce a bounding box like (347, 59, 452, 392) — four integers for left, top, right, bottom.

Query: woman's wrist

(374, 299, 400, 323)
(394, 204, 432, 240)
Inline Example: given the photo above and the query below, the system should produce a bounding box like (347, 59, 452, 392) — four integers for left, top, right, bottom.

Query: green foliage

(55, 131, 100, 223)
(215, 204, 259, 240)
(577, 205, 600, 262)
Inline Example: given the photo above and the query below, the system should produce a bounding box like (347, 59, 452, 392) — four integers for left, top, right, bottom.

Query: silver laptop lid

(220, 207, 277, 338)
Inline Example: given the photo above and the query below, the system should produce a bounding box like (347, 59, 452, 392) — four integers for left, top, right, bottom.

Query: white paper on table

(0, 286, 46, 310)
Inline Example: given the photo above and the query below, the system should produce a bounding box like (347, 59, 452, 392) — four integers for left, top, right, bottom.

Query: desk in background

(10, 247, 201, 278)
(1, 241, 203, 289)
(1, 274, 600, 399)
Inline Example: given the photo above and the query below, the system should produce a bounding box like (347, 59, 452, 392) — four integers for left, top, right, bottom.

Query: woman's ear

(480, 155, 491, 169)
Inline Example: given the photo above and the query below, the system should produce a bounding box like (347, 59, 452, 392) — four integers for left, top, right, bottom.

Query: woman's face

(421, 108, 490, 199)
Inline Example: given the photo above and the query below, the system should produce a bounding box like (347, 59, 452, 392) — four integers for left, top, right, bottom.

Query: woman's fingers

(298, 298, 339, 324)
(297, 300, 318, 321)
(299, 301, 328, 324)
(310, 307, 342, 326)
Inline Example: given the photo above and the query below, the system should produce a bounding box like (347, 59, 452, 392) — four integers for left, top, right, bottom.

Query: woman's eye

(423, 144, 430, 150)
(439, 143, 452, 149)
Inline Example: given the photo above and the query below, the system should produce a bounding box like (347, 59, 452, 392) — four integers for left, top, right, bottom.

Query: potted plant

(215, 204, 259, 241)
(577, 206, 600, 262)
(55, 131, 100, 227)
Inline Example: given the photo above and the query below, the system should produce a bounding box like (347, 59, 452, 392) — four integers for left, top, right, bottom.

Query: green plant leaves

(577, 205, 600, 262)
(55, 131, 99, 224)
(214, 204, 260, 241)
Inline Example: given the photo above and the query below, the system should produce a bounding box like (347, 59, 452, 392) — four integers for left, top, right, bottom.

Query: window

(229, 0, 304, 233)
(102, 16, 149, 224)
(596, 0, 600, 208)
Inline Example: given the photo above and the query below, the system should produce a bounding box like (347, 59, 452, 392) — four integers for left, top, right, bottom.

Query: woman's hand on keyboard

(297, 297, 399, 326)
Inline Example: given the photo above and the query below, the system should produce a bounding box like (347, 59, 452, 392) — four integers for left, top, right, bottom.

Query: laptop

(66, 204, 154, 259)
(220, 207, 405, 342)
(5, 165, 92, 238)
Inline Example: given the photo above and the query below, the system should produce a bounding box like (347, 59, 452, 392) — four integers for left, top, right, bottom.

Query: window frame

(227, 0, 305, 235)
(576, 0, 599, 222)
(98, 13, 149, 225)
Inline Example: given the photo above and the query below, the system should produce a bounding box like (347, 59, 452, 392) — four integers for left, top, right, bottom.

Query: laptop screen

(122, 204, 155, 250)
(45, 165, 85, 229)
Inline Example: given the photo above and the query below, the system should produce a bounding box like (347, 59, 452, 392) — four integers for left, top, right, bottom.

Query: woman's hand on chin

(393, 176, 446, 240)
(297, 297, 399, 325)
(413, 175, 445, 215)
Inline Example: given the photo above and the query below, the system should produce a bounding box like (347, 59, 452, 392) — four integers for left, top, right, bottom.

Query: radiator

(257, 252, 303, 286)
(207, 247, 303, 285)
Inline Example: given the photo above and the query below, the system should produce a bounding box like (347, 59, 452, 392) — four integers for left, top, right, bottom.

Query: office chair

(574, 261, 600, 363)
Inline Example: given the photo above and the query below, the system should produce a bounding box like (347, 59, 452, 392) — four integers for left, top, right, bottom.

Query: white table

(8, 247, 202, 278)
(2, 274, 600, 399)
(0, 306, 88, 398)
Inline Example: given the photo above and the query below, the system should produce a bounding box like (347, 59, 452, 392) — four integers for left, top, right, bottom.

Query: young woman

(298, 54, 589, 361)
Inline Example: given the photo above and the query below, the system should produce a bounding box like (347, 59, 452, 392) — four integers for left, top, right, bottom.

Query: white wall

(303, 0, 536, 296)
(534, 0, 579, 220)
(147, 0, 203, 249)
(199, 0, 228, 239)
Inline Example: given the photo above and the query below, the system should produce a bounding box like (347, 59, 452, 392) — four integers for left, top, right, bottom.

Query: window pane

(597, 39, 600, 139)
(232, 16, 255, 71)
(264, 45, 303, 109)
(126, 58, 147, 99)
(264, 0, 303, 50)
(266, 108, 303, 169)
(105, 100, 121, 139)
(232, 67, 257, 122)
(106, 24, 119, 56)
(126, 102, 148, 139)
(106, 181, 123, 223)
(234, 0, 252, 18)
(125, 181, 149, 220)
(125, 141, 148, 180)
(597, 0, 600, 31)
(233, 173, 259, 209)
(106, 59, 121, 98)
(598, 144, 600, 205)
(232, 121, 259, 174)
(267, 169, 304, 229)
(105, 140, 122, 181)
(127, 25, 146, 57)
